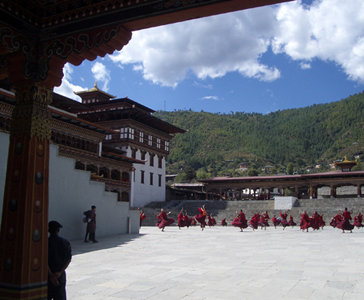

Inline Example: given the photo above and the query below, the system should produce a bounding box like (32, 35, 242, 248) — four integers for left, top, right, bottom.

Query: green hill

(154, 91, 364, 178)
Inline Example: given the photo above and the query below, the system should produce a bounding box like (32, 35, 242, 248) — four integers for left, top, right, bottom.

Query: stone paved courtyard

(67, 225, 364, 300)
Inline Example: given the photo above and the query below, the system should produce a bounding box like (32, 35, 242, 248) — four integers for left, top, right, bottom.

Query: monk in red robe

(311, 211, 320, 230)
(177, 208, 186, 229)
(337, 208, 354, 233)
(249, 211, 260, 231)
(300, 210, 311, 232)
(318, 213, 325, 229)
(280, 211, 289, 230)
(259, 211, 270, 230)
(139, 209, 146, 228)
(194, 205, 207, 230)
(288, 215, 296, 227)
(330, 213, 342, 228)
(183, 210, 192, 228)
(232, 210, 248, 231)
(353, 212, 363, 229)
(207, 213, 216, 227)
(272, 215, 281, 228)
(220, 218, 228, 226)
(158, 209, 175, 231)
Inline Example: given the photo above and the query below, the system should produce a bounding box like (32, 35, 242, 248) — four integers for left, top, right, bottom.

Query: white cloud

(110, 6, 280, 87)
(193, 81, 213, 89)
(201, 96, 219, 101)
(107, 0, 364, 87)
(273, 0, 364, 83)
(54, 63, 87, 102)
(300, 62, 311, 69)
(91, 62, 111, 91)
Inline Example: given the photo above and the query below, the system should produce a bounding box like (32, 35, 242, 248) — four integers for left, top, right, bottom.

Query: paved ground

(66, 225, 364, 300)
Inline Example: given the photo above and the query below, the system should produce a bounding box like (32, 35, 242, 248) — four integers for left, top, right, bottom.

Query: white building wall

(129, 148, 166, 207)
(0, 132, 139, 241)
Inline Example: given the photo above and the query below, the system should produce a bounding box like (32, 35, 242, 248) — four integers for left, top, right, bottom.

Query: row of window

(139, 171, 162, 186)
(119, 127, 169, 151)
(131, 150, 163, 168)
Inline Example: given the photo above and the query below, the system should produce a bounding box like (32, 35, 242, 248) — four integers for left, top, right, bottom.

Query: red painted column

(0, 83, 52, 299)
(357, 185, 361, 198)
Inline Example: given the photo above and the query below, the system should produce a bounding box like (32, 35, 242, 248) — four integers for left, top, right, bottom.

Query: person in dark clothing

(84, 205, 98, 243)
(48, 221, 72, 300)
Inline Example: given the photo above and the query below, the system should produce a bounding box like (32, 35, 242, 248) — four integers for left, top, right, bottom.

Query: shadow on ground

(70, 233, 146, 255)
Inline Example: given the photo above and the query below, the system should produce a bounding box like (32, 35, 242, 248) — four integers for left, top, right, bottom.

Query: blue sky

(55, 0, 364, 114)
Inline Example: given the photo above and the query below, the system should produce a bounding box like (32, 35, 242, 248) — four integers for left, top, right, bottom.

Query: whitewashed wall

(127, 148, 166, 207)
(0, 132, 139, 241)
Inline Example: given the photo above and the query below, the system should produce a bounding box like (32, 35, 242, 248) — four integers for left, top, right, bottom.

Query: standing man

(48, 221, 72, 300)
(84, 205, 98, 243)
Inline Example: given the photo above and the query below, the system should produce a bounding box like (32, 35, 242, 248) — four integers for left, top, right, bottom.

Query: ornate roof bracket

(0, 23, 131, 88)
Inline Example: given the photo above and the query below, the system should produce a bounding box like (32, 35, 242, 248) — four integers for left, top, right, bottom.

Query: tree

(183, 166, 196, 181)
(287, 162, 294, 175)
(248, 168, 259, 176)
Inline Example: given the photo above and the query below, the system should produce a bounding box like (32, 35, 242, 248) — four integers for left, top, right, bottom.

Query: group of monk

(140, 205, 363, 234)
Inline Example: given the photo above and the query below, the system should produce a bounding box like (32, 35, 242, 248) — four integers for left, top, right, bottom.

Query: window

(158, 174, 162, 187)
(158, 156, 163, 169)
(149, 154, 155, 167)
(139, 131, 144, 143)
(131, 149, 137, 159)
(148, 135, 153, 146)
(141, 170, 145, 184)
(120, 128, 134, 139)
(105, 134, 112, 140)
(165, 141, 169, 152)
(120, 128, 127, 139)
(141, 151, 146, 160)
(150, 173, 153, 185)
(157, 138, 161, 149)
(129, 128, 134, 140)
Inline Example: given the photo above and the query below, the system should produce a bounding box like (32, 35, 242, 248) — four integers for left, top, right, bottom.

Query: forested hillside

(154, 92, 364, 179)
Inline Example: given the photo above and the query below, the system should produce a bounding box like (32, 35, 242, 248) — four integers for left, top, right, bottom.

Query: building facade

(74, 83, 185, 207)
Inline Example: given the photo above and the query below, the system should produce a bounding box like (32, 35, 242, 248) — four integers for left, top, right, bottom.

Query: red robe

(272, 216, 281, 227)
(337, 211, 354, 231)
(280, 212, 289, 227)
(207, 216, 216, 227)
(178, 212, 186, 227)
(311, 213, 320, 230)
(158, 211, 175, 229)
(288, 215, 296, 226)
(232, 212, 248, 229)
(220, 218, 227, 226)
(139, 212, 146, 227)
(194, 207, 207, 227)
(259, 213, 269, 227)
(183, 214, 192, 227)
(353, 214, 363, 228)
(300, 212, 310, 230)
(249, 213, 260, 229)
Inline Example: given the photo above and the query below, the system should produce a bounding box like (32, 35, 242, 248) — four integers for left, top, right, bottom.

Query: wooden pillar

(263, 189, 267, 200)
(205, 188, 209, 200)
(0, 83, 52, 299)
(219, 189, 223, 200)
(309, 185, 313, 199)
